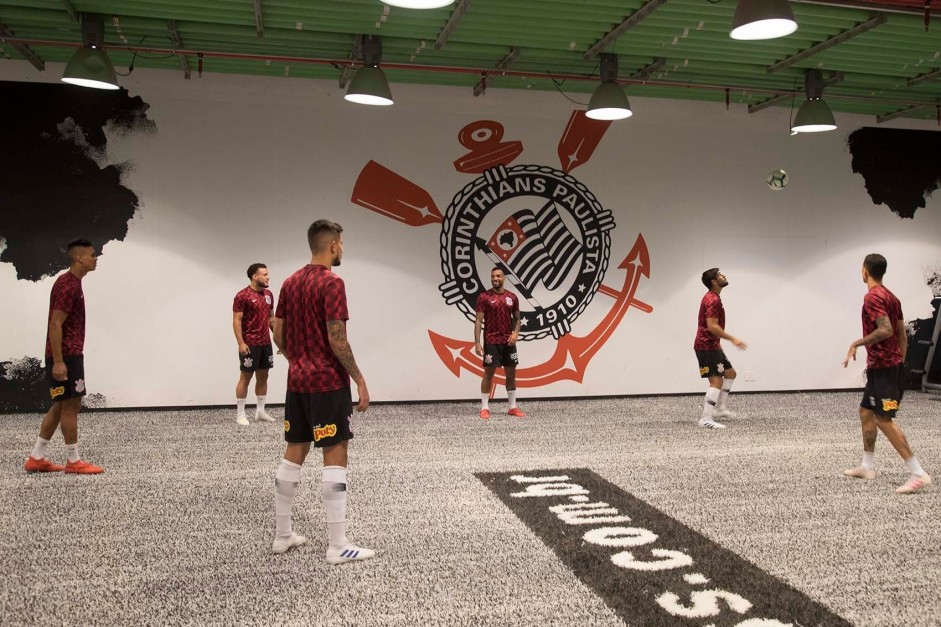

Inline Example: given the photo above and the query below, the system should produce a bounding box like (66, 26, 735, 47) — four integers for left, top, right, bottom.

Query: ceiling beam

(338, 35, 363, 89)
(0, 22, 45, 71)
(629, 57, 665, 80)
(252, 0, 264, 40)
(167, 20, 191, 80)
(767, 13, 886, 73)
(60, 0, 78, 22)
(908, 67, 941, 87)
(583, 0, 668, 61)
(876, 100, 941, 123)
(435, 0, 472, 50)
(473, 46, 519, 96)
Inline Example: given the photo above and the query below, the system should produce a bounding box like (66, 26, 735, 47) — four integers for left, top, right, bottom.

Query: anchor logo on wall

(351, 111, 653, 389)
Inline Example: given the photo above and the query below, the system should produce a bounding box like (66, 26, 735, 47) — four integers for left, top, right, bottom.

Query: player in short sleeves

(269, 219, 374, 564)
(474, 267, 524, 420)
(23, 239, 104, 475)
(694, 268, 747, 429)
(842, 253, 931, 493)
(232, 263, 276, 425)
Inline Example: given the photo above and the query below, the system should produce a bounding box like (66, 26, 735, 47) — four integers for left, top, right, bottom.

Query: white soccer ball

(766, 169, 788, 191)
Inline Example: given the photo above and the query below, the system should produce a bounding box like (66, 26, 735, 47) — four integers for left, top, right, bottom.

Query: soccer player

(23, 239, 104, 474)
(270, 220, 374, 564)
(694, 268, 747, 429)
(233, 263, 276, 425)
(474, 267, 525, 420)
(842, 253, 931, 494)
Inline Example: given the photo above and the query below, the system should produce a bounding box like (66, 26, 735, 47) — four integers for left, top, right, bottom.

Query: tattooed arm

(327, 319, 369, 411)
(843, 315, 893, 367)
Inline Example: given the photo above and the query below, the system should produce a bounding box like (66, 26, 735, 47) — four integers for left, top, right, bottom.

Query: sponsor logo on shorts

(477, 468, 851, 626)
(50, 385, 65, 399)
(283, 420, 290, 432)
(881, 399, 899, 412)
(314, 423, 338, 442)
(699, 366, 709, 376)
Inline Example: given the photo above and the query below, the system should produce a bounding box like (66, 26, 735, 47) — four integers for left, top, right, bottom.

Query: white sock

(717, 378, 734, 410)
(480, 394, 489, 410)
(701, 388, 720, 422)
(236, 398, 247, 417)
(861, 452, 875, 470)
(64, 443, 80, 463)
(31, 437, 51, 460)
(275, 459, 302, 539)
(905, 457, 926, 476)
(507, 390, 517, 409)
(322, 465, 349, 549)
(256, 396, 266, 414)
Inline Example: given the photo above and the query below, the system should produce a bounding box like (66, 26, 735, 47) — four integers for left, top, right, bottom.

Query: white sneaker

(843, 466, 876, 480)
(272, 532, 307, 554)
(236, 414, 250, 426)
(698, 419, 727, 429)
(896, 473, 932, 494)
(712, 408, 736, 419)
(325, 544, 376, 565)
(255, 410, 275, 422)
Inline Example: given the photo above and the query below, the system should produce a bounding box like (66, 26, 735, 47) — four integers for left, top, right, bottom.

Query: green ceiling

(1, 0, 940, 122)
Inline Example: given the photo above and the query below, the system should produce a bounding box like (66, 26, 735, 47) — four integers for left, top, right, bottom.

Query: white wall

(1, 62, 939, 406)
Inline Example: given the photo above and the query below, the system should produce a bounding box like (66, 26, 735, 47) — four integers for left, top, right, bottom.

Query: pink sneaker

(896, 473, 932, 494)
(479, 408, 490, 420)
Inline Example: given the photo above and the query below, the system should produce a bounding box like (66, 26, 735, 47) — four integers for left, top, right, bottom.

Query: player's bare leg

(235, 370, 253, 425)
(505, 366, 524, 417)
(479, 366, 496, 419)
(844, 408, 878, 479)
(254, 369, 274, 422)
(873, 416, 932, 493)
(58, 397, 102, 474)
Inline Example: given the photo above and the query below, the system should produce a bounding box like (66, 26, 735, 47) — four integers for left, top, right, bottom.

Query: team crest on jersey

(265, 294, 272, 305)
(351, 114, 653, 389)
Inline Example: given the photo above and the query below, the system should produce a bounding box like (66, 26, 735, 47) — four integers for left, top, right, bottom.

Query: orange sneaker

(64, 459, 104, 475)
(507, 407, 526, 418)
(480, 408, 490, 420)
(24, 457, 65, 473)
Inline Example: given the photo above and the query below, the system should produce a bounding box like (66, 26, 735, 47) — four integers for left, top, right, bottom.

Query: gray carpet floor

(1, 392, 940, 627)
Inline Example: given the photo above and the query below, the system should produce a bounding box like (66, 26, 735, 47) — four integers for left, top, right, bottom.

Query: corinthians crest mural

(351, 111, 652, 391)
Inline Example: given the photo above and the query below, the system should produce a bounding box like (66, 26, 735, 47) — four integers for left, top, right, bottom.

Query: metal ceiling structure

(1, 0, 940, 123)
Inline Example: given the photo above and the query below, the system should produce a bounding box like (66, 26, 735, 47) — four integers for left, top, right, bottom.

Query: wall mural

(847, 127, 941, 219)
(0, 81, 155, 412)
(351, 112, 653, 394)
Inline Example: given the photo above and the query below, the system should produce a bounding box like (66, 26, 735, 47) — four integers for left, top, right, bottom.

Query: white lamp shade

(344, 66, 394, 106)
(61, 46, 120, 90)
(383, 0, 455, 7)
(730, 0, 798, 40)
(586, 82, 633, 120)
(791, 99, 837, 133)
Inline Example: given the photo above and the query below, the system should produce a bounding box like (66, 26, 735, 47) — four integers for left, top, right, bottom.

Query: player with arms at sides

(232, 263, 276, 426)
(842, 253, 931, 494)
(474, 267, 525, 420)
(24, 239, 104, 474)
(270, 220, 374, 564)
(694, 268, 747, 429)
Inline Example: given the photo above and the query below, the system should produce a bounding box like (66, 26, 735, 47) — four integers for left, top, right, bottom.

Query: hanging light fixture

(382, 0, 455, 7)
(61, 13, 119, 90)
(791, 70, 837, 133)
(730, 0, 798, 40)
(345, 35, 394, 106)
(586, 53, 632, 121)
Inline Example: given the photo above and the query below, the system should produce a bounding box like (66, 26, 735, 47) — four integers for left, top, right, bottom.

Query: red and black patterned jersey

(233, 286, 273, 346)
(476, 289, 519, 344)
(276, 265, 350, 393)
(45, 271, 85, 357)
(694, 291, 724, 350)
(862, 285, 904, 369)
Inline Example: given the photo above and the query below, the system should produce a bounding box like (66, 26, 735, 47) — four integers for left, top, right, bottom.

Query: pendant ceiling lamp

(730, 0, 798, 40)
(586, 54, 633, 121)
(344, 35, 394, 106)
(61, 13, 119, 90)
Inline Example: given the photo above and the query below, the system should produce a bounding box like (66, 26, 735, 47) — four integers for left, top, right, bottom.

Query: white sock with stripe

(323, 465, 349, 549)
(717, 378, 734, 410)
(905, 456, 926, 476)
(256, 396, 266, 414)
(480, 394, 489, 410)
(236, 398, 246, 417)
(701, 387, 720, 422)
(275, 459, 301, 539)
(507, 390, 517, 409)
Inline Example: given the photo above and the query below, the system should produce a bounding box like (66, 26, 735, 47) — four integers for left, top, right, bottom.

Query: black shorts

(284, 387, 354, 446)
(239, 344, 274, 372)
(483, 343, 519, 369)
(45, 355, 86, 403)
(861, 365, 905, 418)
(695, 349, 732, 378)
